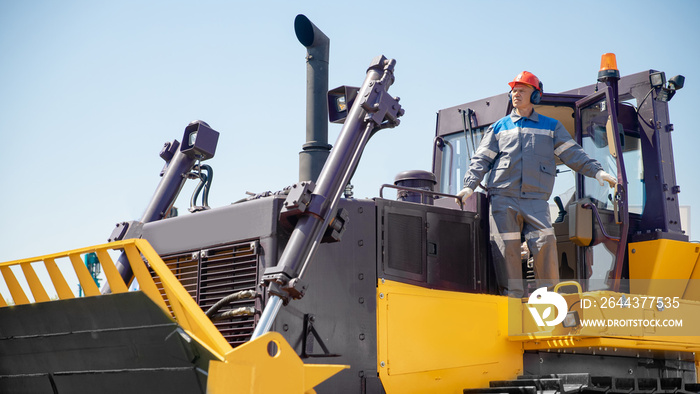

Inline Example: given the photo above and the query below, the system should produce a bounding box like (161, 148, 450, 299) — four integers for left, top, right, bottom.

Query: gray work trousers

(489, 195, 559, 297)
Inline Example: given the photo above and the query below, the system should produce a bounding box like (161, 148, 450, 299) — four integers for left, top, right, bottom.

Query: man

(457, 71, 616, 297)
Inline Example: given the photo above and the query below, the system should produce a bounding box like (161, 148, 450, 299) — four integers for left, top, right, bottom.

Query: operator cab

(433, 57, 684, 295)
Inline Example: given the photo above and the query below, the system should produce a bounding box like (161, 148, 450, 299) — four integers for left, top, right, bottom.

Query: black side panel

(427, 212, 474, 289)
(383, 205, 427, 282)
(377, 195, 494, 293)
(142, 197, 279, 256)
(274, 199, 380, 393)
(387, 212, 424, 275)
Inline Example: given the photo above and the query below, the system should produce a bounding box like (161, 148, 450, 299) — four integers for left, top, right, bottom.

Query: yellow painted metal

(374, 278, 700, 393)
(94, 249, 128, 293)
(123, 244, 169, 313)
(20, 263, 50, 303)
(520, 336, 700, 353)
(44, 258, 75, 300)
(207, 332, 348, 394)
(517, 289, 700, 338)
(132, 239, 234, 357)
(376, 279, 523, 393)
(554, 280, 582, 293)
(628, 239, 700, 297)
(0, 239, 232, 359)
(686, 249, 700, 301)
(510, 288, 700, 361)
(0, 266, 30, 305)
(68, 254, 101, 296)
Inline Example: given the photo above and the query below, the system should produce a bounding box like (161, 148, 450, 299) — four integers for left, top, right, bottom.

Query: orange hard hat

(508, 71, 541, 91)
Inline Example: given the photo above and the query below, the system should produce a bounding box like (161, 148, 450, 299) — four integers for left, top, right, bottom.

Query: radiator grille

(155, 241, 260, 348)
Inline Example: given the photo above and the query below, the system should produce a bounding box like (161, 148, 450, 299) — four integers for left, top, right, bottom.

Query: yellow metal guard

(628, 239, 700, 299)
(0, 239, 231, 358)
(0, 239, 347, 393)
(376, 279, 523, 392)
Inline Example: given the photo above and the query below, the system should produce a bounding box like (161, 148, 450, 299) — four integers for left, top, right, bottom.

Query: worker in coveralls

(457, 71, 616, 297)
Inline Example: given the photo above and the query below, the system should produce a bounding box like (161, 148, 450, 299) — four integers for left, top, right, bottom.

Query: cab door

(574, 86, 628, 291)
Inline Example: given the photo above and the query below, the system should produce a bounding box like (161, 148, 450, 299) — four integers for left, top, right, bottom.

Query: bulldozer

(1, 14, 699, 394)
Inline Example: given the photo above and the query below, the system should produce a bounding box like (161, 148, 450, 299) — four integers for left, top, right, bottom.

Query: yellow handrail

(0, 239, 233, 360)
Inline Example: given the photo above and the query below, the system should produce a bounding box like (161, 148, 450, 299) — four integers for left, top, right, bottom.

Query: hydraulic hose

(205, 289, 256, 318)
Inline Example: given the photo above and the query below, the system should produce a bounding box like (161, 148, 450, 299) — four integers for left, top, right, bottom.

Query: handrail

(0, 239, 233, 360)
(379, 183, 464, 208)
(583, 202, 621, 242)
(434, 136, 455, 193)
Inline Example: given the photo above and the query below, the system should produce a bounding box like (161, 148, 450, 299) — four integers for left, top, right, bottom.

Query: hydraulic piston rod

(102, 121, 219, 293)
(253, 55, 403, 340)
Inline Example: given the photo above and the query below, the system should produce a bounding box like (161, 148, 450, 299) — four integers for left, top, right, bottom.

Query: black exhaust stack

(295, 14, 331, 183)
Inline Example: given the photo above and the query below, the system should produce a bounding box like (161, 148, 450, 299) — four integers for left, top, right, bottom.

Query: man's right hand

(595, 170, 617, 188)
(456, 187, 474, 204)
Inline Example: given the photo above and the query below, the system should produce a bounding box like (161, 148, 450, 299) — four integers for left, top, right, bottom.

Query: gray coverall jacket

(464, 109, 603, 296)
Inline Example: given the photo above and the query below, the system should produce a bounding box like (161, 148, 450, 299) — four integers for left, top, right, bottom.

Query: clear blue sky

(1, 0, 699, 265)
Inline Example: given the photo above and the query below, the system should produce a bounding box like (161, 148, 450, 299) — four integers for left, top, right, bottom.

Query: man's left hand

(595, 170, 617, 188)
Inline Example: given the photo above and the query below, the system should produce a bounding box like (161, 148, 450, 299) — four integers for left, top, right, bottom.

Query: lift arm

(252, 55, 404, 339)
(102, 120, 219, 293)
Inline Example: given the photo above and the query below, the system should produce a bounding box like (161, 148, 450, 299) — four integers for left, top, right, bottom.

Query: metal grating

(153, 251, 199, 312)
(155, 240, 260, 348)
(387, 212, 423, 274)
(199, 242, 259, 347)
